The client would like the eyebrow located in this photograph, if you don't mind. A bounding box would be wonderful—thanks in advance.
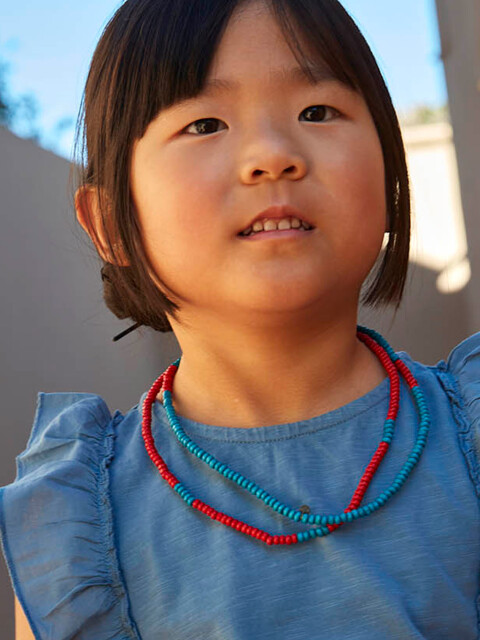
[168,63,345,111]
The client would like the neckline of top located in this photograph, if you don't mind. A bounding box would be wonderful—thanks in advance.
[136,354,421,443]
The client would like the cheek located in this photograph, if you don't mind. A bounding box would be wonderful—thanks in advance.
[328,127,386,227]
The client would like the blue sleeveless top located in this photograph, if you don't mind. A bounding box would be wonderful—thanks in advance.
[1,333,479,639]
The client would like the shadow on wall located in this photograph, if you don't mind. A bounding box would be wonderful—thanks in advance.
[359,258,471,365]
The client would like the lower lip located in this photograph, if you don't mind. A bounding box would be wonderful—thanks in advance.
[239,228,314,241]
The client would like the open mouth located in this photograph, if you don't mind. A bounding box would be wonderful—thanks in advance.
[238,218,314,237]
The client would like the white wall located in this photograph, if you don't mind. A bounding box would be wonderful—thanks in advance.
[359,117,477,363]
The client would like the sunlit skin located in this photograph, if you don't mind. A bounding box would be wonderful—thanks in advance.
[77,0,389,428]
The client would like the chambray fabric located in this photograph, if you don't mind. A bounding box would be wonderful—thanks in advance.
[1,333,480,639]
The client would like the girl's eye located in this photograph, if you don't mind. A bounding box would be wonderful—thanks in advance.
[183,118,226,136]
[300,105,339,123]
[181,105,339,136]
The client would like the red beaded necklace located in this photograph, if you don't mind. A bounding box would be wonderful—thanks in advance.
[142,326,430,545]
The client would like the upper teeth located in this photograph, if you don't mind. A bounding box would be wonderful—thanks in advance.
[241,217,312,236]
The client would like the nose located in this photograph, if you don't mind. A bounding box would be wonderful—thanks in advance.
[242,156,307,183]
[240,140,307,183]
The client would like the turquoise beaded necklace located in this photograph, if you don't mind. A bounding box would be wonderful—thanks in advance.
[142,326,431,545]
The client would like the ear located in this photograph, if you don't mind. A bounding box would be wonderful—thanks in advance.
[75,186,130,267]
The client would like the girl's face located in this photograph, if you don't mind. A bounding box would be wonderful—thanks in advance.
[130,0,387,325]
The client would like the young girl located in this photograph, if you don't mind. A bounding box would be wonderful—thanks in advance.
[1,0,479,637]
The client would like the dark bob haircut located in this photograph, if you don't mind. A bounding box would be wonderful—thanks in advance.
[72,0,410,336]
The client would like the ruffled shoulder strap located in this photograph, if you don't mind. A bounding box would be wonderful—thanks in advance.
[438,332,480,498]
[0,392,141,639]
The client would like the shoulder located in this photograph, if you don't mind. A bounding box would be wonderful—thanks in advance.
[16,392,117,478]
[0,392,140,639]
[445,331,480,376]
[430,332,480,498]
[442,332,480,421]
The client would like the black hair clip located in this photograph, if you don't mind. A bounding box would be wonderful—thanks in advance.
[113,322,142,342]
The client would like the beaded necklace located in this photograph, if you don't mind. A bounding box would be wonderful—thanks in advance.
[142,326,430,545]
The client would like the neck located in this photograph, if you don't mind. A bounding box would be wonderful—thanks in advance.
[163,311,387,429]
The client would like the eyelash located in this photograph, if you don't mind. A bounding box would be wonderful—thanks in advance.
[181,105,340,136]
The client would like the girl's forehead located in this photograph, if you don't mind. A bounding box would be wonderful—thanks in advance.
[206,1,355,93]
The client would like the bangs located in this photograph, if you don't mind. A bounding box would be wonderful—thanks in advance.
[111,0,365,144]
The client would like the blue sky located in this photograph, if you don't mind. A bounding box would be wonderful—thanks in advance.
[1,0,447,160]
